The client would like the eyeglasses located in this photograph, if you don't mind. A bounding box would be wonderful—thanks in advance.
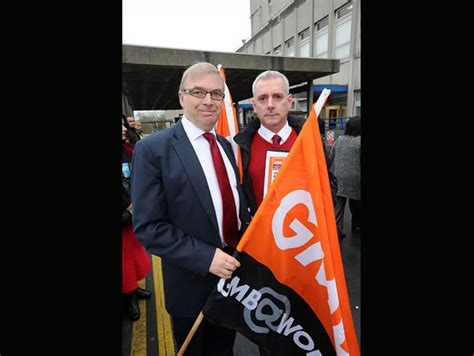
[182,88,225,101]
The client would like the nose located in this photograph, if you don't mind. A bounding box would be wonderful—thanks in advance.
[267,97,275,109]
[202,92,213,104]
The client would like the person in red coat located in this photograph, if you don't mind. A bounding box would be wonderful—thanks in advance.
[122,116,152,321]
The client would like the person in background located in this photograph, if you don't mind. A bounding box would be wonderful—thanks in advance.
[125,115,141,144]
[122,116,152,321]
[234,70,305,216]
[134,119,145,139]
[131,62,251,355]
[318,116,326,141]
[329,116,361,239]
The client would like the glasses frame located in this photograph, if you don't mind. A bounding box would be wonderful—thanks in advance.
[181,88,225,101]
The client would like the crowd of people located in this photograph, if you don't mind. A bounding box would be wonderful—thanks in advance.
[121,114,152,321]
[122,62,360,355]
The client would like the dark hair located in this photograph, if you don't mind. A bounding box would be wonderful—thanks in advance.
[122,115,138,144]
[122,115,131,130]
[345,116,361,137]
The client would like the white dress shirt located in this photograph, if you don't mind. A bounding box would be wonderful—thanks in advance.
[257,121,292,144]
[181,117,241,246]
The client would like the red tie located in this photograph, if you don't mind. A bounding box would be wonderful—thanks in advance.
[272,134,282,145]
[203,132,239,248]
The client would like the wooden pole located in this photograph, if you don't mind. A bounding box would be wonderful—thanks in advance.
[177,311,204,356]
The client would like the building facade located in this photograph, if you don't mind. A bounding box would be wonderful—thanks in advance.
[237,0,360,119]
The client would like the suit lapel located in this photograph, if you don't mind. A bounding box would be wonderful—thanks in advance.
[171,121,220,235]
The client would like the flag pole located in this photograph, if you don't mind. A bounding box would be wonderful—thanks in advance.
[314,88,331,116]
[177,311,204,356]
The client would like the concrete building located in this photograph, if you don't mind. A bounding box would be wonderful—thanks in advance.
[122,45,339,130]
[237,0,360,119]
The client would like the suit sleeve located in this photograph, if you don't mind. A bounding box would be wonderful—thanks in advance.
[131,139,216,277]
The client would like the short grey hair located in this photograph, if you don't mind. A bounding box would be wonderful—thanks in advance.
[252,70,290,96]
[179,62,223,91]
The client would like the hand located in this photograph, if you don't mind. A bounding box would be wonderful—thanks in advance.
[209,248,241,279]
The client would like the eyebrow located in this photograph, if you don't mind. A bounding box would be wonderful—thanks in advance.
[192,86,224,92]
[258,93,285,98]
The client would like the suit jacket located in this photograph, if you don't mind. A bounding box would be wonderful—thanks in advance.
[131,120,251,318]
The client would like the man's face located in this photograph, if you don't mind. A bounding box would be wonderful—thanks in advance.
[252,77,293,133]
[127,117,135,128]
[178,73,224,132]
[134,121,142,130]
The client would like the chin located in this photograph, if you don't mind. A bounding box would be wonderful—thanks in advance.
[203,115,218,122]
[265,118,281,125]
[200,118,218,129]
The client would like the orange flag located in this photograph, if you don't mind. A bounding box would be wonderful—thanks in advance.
[216,64,243,183]
[203,103,360,355]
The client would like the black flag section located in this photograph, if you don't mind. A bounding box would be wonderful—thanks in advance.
[203,251,336,355]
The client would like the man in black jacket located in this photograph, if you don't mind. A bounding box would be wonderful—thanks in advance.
[234,70,305,216]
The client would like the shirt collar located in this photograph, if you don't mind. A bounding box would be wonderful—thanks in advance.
[181,116,216,142]
[258,121,291,143]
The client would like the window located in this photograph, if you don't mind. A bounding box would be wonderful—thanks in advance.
[298,98,307,111]
[354,90,361,117]
[314,17,328,58]
[298,28,310,57]
[285,37,295,56]
[335,2,352,60]
[337,2,353,18]
[274,45,281,55]
[316,17,328,31]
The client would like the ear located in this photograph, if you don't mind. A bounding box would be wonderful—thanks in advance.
[251,98,256,110]
[287,94,293,107]
[178,91,185,108]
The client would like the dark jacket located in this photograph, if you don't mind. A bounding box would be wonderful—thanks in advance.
[126,128,141,144]
[233,116,305,216]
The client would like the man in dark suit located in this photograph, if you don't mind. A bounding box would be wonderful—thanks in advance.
[131,62,251,355]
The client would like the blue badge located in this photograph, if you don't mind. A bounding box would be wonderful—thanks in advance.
[122,162,131,178]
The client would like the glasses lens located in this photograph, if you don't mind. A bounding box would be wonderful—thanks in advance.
[190,89,206,98]
[210,91,225,100]
[185,89,224,100]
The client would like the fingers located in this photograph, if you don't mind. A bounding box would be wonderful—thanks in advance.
[222,256,240,270]
[209,248,240,279]
[219,269,232,280]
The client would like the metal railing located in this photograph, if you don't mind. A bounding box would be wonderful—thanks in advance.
[321,116,351,130]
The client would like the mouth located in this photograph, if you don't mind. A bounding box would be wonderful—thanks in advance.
[200,110,216,116]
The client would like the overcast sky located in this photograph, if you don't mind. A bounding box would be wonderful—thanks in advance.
[123,0,251,53]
